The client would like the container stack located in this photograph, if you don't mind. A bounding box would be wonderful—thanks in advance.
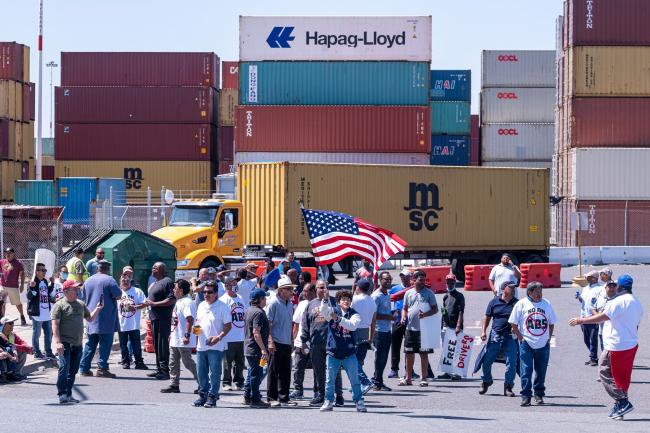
[40,137,55,180]
[235,16,431,166]
[1,42,35,202]
[55,52,220,199]
[480,50,555,169]
[428,70,471,166]
[555,0,650,246]
[218,61,238,174]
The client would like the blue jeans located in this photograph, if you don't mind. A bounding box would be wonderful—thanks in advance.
[118,329,143,365]
[372,331,392,386]
[519,340,550,397]
[196,349,224,398]
[32,320,52,356]
[581,324,599,361]
[80,333,114,372]
[326,354,363,403]
[481,333,518,386]
[355,341,372,387]
[56,343,83,397]
[244,355,265,402]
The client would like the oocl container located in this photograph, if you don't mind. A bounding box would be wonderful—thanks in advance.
[429,70,471,102]
[429,135,470,166]
[429,102,470,135]
[57,177,97,224]
[481,50,555,88]
[481,124,554,162]
[14,180,57,206]
[480,88,554,123]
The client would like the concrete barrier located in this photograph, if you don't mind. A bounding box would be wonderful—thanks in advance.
[600,246,650,265]
[550,247,601,266]
[551,246,650,266]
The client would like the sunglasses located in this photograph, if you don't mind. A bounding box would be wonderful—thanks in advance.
[37,268,47,272]
[203,290,215,295]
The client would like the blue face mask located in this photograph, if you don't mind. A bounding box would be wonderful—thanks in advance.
[61,272,69,280]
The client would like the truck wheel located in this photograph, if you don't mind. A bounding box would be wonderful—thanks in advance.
[200,259,222,270]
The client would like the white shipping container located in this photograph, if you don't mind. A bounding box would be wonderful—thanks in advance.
[480,124,554,162]
[480,88,555,123]
[570,148,650,200]
[481,161,552,168]
[239,16,432,61]
[235,152,430,166]
[481,50,555,87]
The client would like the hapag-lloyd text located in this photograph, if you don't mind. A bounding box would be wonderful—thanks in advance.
[306,31,406,48]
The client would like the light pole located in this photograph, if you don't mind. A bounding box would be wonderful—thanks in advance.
[36,0,43,180]
[46,61,57,138]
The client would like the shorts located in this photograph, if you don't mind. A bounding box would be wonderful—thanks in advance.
[0,286,20,305]
[404,330,433,354]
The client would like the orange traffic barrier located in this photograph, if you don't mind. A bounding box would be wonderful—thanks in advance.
[519,263,562,288]
[144,320,155,353]
[301,266,318,281]
[409,266,451,294]
[464,265,495,291]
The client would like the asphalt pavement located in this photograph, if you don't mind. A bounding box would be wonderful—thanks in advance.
[2,264,650,432]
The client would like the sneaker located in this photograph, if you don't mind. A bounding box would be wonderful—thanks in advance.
[534,395,544,405]
[20,316,27,327]
[160,385,180,393]
[438,373,452,380]
[45,353,57,360]
[58,395,71,405]
[521,397,531,407]
[121,363,130,369]
[504,385,515,397]
[80,370,93,377]
[154,372,170,380]
[589,359,598,367]
[361,382,373,395]
[584,360,592,365]
[147,370,161,377]
[269,400,281,407]
[387,370,399,379]
[608,402,621,419]
[203,395,217,408]
[479,381,493,395]
[335,395,345,407]
[378,384,392,391]
[355,400,368,413]
[194,388,199,394]
[95,369,116,378]
[289,390,303,400]
[233,384,243,391]
[67,395,80,404]
[243,396,251,405]
[192,396,206,407]
[134,363,149,370]
[33,353,45,360]
[309,396,324,407]
[222,384,232,391]
[614,400,634,418]
[250,400,270,408]
[319,400,334,412]
[451,375,462,381]
[280,400,298,407]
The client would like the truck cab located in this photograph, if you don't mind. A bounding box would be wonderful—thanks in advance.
[152,199,244,279]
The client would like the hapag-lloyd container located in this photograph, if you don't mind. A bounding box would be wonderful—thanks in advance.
[480,124,554,162]
[235,105,430,153]
[429,102,470,135]
[0,42,29,82]
[218,126,234,161]
[239,16,432,61]
[234,152,430,165]
[429,70,471,102]
[480,88,554,123]
[55,86,218,124]
[481,50,555,87]
[55,123,216,161]
[222,61,239,89]
[61,52,220,87]
[239,61,429,105]
[429,135,470,166]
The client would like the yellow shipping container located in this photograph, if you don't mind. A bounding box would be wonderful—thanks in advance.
[42,155,55,166]
[19,121,34,160]
[0,80,19,120]
[568,46,650,96]
[238,162,549,252]
[22,45,30,82]
[218,88,237,126]
[0,160,24,202]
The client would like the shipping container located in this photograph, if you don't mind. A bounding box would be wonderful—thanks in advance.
[55,160,215,200]
[18,121,34,161]
[14,180,57,206]
[239,61,429,106]
[568,46,650,96]
[222,61,239,89]
[218,126,234,161]
[55,87,218,124]
[0,42,26,82]
[22,82,35,121]
[57,177,97,224]
[218,160,234,175]
[0,118,9,159]
[429,70,471,102]
[22,45,29,82]
[481,161,552,169]
[480,88,554,123]
[55,123,216,161]
[0,118,24,160]
[0,160,23,201]
[42,165,54,180]
[235,105,430,153]
[42,156,55,166]
[470,115,479,166]
[0,80,21,120]
[40,137,54,156]
[98,178,127,206]
[219,89,237,126]
[429,136,470,166]
[481,124,554,162]
[481,50,555,88]
[239,16,432,61]
[238,162,548,252]
[234,152,430,165]
[61,52,220,88]
[429,102,470,135]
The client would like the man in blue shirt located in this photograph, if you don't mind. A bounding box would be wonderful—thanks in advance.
[85,248,105,277]
[278,252,302,275]
[388,269,411,378]
[371,271,393,391]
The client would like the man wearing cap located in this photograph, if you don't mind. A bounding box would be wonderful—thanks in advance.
[244,287,271,408]
[0,316,32,382]
[0,247,27,326]
[370,272,393,391]
[570,275,643,420]
[388,269,411,378]
[191,268,210,308]
[220,275,248,391]
[594,280,618,351]
[439,273,465,380]
[85,248,105,277]
[576,270,601,366]
[489,253,521,297]
[290,282,316,400]
[278,252,301,275]
[600,268,614,286]
[352,278,377,394]
[116,271,147,370]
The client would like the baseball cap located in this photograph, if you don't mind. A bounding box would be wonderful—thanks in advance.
[599,268,613,277]
[122,266,134,274]
[278,274,297,289]
[250,288,269,301]
[445,273,457,281]
[207,267,217,274]
[356,278,373,292]
[4,247,14,253]
[63,280,82,290]
[585,270,599,278]
[500,280,517,291]
[617,274,633,289]
[399,268,412,277]
[224,275,238,286]
[0,316,17,326]
[605,280,617,287]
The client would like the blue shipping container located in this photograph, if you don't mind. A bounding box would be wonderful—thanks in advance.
[430,101,471,135]
[14,180,57,206]
[98,178,127,206]
[239,61,430,106]
[430,135,470,166]
[430,70,471,102]
[58,177,97,225]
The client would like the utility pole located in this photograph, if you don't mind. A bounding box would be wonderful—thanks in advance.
[36,0,44,180]
[46,60,57,139]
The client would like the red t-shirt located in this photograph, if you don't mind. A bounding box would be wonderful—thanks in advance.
[0,259,24,288]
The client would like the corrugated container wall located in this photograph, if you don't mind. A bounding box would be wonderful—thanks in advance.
[22,82,35,121]
[14,180,57,206]
[239,61,429,106]
[234,152,430,166]
[481,124,554,162]
[0,80,22,120]
[221,61,239,89]
[480,88,555,123]
[0,42,27,82]
[41,137,54,156]
[219,89,237,126]
[429,102,470,135]
[238,162,549,251]
[429,136,470,166]
[57,177,97,224]
[218,126,234,161]
[0,118,10,159]
[98,178,127,206]
[470,115,480,166]
[482,50,555,87]
[235,105,430,153]
[481,161,552,169]
[42,166,55,180]
[429,70,471,102]
[61,52,220,88]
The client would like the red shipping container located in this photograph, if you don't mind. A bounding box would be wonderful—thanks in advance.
[219,160,233,174]
[22,83,35,122]
[566,0,650,48]
[218,126,234,160]
[0,42,24,82]
[55,86,218,124]
[61,52,220,88]
[42,165,55,180]
[470,114,479,166]
[55,123,216,161]
[221,61,239,89]
[569,98,650,147]
[235,106,430,153]
[0,118,9,159]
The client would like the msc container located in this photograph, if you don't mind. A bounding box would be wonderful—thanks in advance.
[239,61,429,106]
[222,61,239,89]
[22,82,35,121]
[234,152,430,165]
[235,105,430,153]
[14,180,57,206]
[568,46,650,96]
[481,124,554,162]
[481,50,555,88]
[238,162,548,251]
[429,102,470,135]
[57,177,97,224]
[55,87,218,124]
[480,88,554,123]
[429,70,471,102]
[60,52,220,88]
[55,123,216,161]
[429,136,470,166]
[0,42,28,82]
[219,89,237,126]
[218,126,234,161]
[98,178,127,206]
[0,80,23,120]
[239,16,432,61]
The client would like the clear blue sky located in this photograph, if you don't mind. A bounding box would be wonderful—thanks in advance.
[2,0,563,136]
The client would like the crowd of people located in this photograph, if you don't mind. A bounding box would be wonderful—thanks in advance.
[0,248,644,419]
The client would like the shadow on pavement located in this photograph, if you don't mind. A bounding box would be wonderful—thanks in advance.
[402,414,494,421]
[541,403,606,408]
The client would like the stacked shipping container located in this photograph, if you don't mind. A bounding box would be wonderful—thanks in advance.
[555,0,650,246]
[218,61,238,174]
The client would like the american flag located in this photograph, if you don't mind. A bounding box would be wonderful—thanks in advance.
[301,208,407,271]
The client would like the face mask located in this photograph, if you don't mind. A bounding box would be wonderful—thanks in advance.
[61,272,69,280]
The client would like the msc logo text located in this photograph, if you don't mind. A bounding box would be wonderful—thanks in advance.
[404,183,443,232]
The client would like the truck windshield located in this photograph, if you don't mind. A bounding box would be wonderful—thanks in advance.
[169,207,218,227]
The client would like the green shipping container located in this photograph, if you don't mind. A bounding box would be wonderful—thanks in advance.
[239,61,430,106]
[430,101,471,135]
[14,180,57,206]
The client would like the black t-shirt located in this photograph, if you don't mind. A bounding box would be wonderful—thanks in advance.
[442,290,465,329]
[244,305,269,357]
[485,296,518,336]
[147,277,175,321]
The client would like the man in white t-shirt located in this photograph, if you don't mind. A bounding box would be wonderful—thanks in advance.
[237,265,259,302]
[290,282,316,400]
[220,276,248,391]
[116,273,147,370]
[26,263,55,359]
[594,280,618,350]
[161,279,197,394]
[576,270,601,366]
[509,281,556,407]
[489,253,521,297]
[351,278,377,395]
[570,274,643,420]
